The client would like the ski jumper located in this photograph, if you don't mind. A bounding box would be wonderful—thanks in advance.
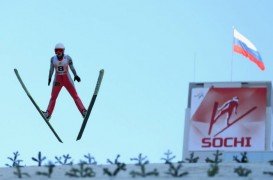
[46,55,85,116]
[215,99,239,125]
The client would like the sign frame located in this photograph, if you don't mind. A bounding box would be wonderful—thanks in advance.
[182,81,272,162]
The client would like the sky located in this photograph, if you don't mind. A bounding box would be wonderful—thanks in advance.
[0,0,273,166]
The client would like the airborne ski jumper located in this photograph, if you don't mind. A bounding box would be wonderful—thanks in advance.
[15,43,104,142]
[43,43,87,120]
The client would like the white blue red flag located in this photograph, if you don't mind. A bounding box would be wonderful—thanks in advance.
[233,28,265,70]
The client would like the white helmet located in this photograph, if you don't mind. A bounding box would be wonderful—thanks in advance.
[55,43,65,50]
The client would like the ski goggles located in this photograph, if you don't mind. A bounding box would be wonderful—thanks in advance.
[55,49,64,53]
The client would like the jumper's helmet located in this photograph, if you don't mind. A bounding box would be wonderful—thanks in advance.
[55,43,65,50]
[54,43,65,56]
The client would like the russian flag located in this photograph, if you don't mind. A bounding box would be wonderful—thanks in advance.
[233,28,265,70]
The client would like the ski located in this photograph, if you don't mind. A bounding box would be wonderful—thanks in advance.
[14,69,63,143]
[76,69,104,141]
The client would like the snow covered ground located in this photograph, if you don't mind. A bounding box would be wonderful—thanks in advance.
[1,162,273,179]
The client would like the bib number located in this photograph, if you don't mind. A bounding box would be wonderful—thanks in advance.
[57,66,64,72]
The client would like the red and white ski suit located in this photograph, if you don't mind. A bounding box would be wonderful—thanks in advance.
[46,55,85,116]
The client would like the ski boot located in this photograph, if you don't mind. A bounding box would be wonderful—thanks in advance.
[42,110,51,121]
[82,109,87,118]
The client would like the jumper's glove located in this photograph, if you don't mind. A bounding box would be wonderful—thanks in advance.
[48,78,51,86]
[74,75,81,82]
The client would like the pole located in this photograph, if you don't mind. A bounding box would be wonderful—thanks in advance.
[231,26,235,81]
[194,53,197,82]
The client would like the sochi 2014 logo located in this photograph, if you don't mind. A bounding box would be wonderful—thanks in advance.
[201,96,257,148]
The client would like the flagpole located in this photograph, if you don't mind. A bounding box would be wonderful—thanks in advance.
[194,53,196,82]
[231,26,235,82]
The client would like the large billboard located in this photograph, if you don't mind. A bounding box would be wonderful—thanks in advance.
[189,87,267,151]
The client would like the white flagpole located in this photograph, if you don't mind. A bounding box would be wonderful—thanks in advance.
[194,53,197,82]
[231,26,235,81]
